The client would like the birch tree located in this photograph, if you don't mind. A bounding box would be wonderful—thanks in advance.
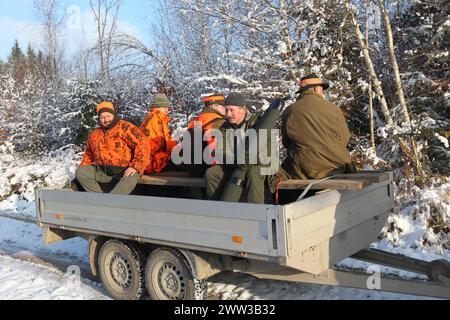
[343,0,394,127]
[33,0,66,78]
[376,0,411,124]
[90,0,123,85]
[344,0,427,183]
[365,0,376,152]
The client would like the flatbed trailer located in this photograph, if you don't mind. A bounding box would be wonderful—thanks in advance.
[35,171,450,300]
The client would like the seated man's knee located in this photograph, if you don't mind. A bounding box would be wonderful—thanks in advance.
[75,165,95,181]
[205,166,222,181]
[246,166,264,181]
[127,172,140,184]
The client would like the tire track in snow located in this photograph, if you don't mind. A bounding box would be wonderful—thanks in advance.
[0,214,96,282]
[0,212,36,224]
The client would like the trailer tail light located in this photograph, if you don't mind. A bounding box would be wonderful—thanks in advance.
[56,214,63,220]
[232,235,244,244]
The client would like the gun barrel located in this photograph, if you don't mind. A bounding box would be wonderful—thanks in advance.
[254,99,286,131]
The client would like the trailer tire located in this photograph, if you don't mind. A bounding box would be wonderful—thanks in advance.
[98,240,146,300]
[426,259,450,284]
[145,248,207,300]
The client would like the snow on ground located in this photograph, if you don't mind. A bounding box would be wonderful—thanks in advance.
[383,181,450,257]
[207,272,433,300]
[0,255,109,300]
[0,143,80,207]
[0,216,88,264]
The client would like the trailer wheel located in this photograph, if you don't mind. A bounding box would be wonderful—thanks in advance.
[426,259,450,284]
[145,249,207,300]
[98,240,146,300]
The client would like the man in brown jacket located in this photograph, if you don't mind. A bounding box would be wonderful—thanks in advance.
[280,74,355,181]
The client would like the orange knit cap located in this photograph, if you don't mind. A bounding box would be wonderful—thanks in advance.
[96,101,116,115]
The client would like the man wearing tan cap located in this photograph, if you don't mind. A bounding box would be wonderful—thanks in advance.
[279,74,355,182]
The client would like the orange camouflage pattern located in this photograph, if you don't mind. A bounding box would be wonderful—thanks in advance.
[80,120,150,174]
[140,109,177,174]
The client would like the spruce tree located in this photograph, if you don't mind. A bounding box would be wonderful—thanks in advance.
[0,58,5,75]
[26,44,39,75]
[7,40,27,84]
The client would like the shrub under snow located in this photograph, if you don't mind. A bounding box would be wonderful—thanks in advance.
[0,143,81,216]
[379,180,450,256]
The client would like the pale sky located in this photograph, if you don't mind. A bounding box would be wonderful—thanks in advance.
[0,0,159,60]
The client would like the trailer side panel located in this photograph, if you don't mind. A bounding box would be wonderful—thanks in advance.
[37,190,279,257]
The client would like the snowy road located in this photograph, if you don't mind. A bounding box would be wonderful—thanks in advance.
[0,255,109,300]
[0,214,436,300]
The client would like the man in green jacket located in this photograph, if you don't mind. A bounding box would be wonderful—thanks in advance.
[280,74,355,182]
[205,92,266,203]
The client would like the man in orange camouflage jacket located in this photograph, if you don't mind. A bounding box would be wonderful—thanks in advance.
[140,93,177,174]
[74,101,150,195]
